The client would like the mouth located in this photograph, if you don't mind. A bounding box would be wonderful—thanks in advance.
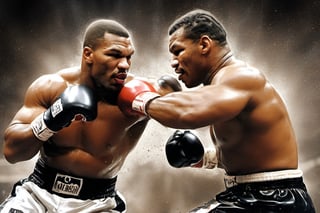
[114,72,127,85]
[175,68,185,81]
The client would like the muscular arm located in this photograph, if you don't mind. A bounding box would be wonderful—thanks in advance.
[4,109,44,163]
[3,74,66,163]
[146,68,262,129]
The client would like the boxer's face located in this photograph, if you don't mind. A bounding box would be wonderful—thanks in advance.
[84,32,135,91]
[169,28,207,88]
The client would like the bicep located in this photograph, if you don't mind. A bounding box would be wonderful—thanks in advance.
[199,85,249,122]
[10,105,45,125]
[9,74,64,125]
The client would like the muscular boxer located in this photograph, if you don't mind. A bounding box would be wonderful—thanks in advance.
[1,19,180,213]
[118,9,316,212]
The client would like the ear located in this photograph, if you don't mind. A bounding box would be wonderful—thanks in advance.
[83,46,93,64]
[199,35,212,55]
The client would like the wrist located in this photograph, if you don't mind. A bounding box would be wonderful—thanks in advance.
[30,113,56,142]
[132,91,160,115]
[202,149,218,169]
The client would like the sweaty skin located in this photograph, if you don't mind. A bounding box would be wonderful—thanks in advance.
[3,33,149,179]
[146,28,298,175]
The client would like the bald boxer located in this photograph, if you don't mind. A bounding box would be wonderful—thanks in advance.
[118,9,316,212]
[1,19,180,213]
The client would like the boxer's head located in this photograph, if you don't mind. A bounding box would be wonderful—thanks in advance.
[168,10,230,88]
[83,19,131,49]
[81,19,135,102]
[168,9,227,46]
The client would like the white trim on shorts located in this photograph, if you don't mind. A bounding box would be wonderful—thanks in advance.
[224,169,303,188]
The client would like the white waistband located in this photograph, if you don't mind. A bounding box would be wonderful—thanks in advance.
[224,169,303,188]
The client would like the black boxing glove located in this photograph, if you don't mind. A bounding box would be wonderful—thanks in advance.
[31,85,97,141]
[157,75,182,93]
[166,130,204,168]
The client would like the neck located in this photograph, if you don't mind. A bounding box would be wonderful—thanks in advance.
[96,87,120,105]
[79,66,120,105]
[204,49,234,85]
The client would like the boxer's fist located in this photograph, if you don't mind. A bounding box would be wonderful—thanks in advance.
[157,75,182,95]
[166,130,204,168]
[118,79,160,116]
[31,85,97,141]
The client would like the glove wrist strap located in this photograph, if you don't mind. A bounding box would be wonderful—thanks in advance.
[132,92,160,115]
[202,149,218,169]
[31,113,56,142]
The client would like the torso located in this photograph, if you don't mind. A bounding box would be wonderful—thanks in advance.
[210,61,298,175]
[38,67,146,178]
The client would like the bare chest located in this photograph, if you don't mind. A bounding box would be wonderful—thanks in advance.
[47,103,139,157]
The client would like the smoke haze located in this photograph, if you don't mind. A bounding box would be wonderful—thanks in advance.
[0,0,319,212]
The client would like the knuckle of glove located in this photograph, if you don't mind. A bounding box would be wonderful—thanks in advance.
[165,140,188,168]
[183,131,205,160]
[166,130,205,168]
[157,75,182,92]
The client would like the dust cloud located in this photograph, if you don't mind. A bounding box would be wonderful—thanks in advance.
[0,0,319,212]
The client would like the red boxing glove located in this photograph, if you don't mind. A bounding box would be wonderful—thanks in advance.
[118,79,160,116]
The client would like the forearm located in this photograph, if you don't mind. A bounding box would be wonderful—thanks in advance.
[3,123,43,163]
[147,93,200,129]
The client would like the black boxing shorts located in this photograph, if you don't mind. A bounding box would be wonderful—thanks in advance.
[190,169,315,213]
[20,158,117,200]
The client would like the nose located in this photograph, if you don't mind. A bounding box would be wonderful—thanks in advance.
[118,57,130,69]
[171,59,179,69]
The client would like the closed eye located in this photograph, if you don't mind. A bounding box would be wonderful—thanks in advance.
[172,48,183,57]
[108,52,122,58]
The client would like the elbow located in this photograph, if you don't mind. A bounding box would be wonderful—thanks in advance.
[2,140,33,164]
[3,135,20,164]
[3,148,19,164]
[4,157,18,164]
[3,133,17,164]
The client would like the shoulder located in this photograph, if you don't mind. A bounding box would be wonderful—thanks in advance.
[214,60,266,91]
[57,66,81,84]
[25,69,73,107]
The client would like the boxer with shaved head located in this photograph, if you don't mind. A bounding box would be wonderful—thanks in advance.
[1,19,180,212]
[118,9,315,212]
